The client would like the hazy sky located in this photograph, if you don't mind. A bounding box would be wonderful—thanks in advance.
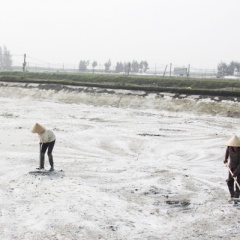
[1,0,239,70]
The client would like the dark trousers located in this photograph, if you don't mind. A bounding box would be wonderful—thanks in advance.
[226,170,240,198]
[40,140,55,168]
[41,140,55,155]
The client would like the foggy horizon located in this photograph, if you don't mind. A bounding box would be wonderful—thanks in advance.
[1,0,240,70]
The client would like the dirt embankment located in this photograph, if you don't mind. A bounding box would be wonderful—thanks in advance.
[1,79,240,104]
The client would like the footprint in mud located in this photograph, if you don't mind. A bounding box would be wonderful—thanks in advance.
[165,200,190,207]
[143,186,170,196]
[109,225,118,231]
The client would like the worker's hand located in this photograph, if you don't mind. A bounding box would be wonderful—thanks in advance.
[223,159,228,164]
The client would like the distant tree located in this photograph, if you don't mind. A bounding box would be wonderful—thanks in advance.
[2,46,12,70]
[228,61,240,75]
[104,59,111,72]
[227,61,236,75]
[115,62,124,73]
[139,61,144,73]
[131,60,139,73]
[235,62,240,72]
[123,62,131,75]
[79,60,89,72]
[217,62,227,76]
[92,61,97,73]
[217,61,240,76]
[142,61,149,73]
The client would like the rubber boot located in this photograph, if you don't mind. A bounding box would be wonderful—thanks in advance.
[226,178,235,198]
[40,153,45,169]
[235,185,240,198]
[228,186,235,198]
[48,153,54,171]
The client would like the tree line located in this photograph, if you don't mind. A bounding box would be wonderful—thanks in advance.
[217,61,240,76]
[0,46,12,70]
[78,59,149,74]
[2,45,238,77]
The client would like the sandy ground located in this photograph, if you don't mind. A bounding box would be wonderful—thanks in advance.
[0,83,240,240]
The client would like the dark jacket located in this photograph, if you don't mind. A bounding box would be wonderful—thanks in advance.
[225,146,240,175]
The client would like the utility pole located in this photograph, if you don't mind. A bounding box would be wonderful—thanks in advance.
[128,62,131,76]
[22,54,27,71]
[187,64,190,78]
[170,63,172,77]
[163,65,168,77]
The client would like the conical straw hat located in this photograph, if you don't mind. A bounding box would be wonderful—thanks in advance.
[31,123,46,133]
[225,135,240,147]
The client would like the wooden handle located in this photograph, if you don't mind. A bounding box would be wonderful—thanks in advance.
[225,163,240,190]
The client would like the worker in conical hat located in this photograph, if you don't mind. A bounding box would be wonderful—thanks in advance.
[31,123,46,133]
[224,134,240,199]
[31,123,56,171]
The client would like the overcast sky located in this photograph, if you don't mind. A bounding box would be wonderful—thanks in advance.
[1,0,239,70]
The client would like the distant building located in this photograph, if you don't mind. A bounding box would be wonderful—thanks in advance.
[173,67,187,76]
[234,68,240,76]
